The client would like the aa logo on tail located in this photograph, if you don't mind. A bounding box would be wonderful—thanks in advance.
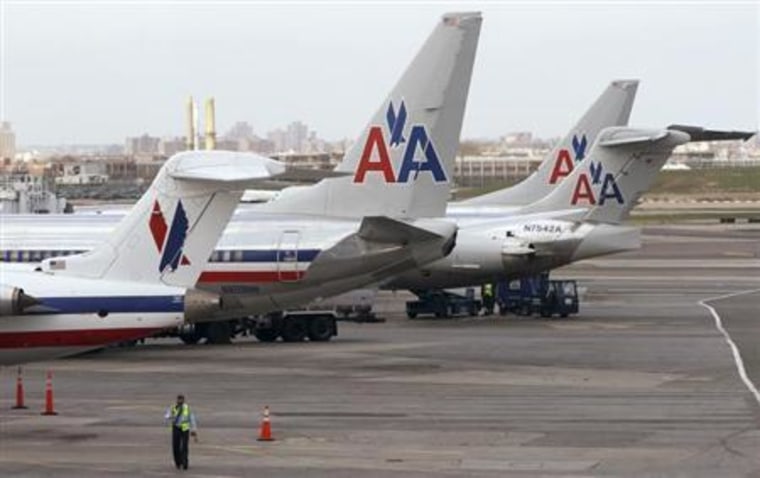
[149,200,191,273]
[570,161,624,206]
[353,100,447,184]
[549,134,587,184]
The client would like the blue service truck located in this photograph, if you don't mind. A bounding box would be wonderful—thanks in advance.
[405,273,579,320]
[497,273,579,318]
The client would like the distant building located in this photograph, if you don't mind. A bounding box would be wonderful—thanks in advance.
[267,121,313,153]
[454,155,542,188]
[159,136,187,156]
[0,122,16,161]
[267,128,286,153]
[125,134,160,156]
[0,174,67,214]
[55,162,108,185]
[225,121,255,142]
[502,132,533,147]
[286,121,309,152]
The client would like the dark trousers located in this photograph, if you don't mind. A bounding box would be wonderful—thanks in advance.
[172,427,190,469]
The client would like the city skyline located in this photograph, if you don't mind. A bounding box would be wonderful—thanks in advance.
[1,2,757,146]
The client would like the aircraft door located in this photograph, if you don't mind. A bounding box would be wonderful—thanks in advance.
[277,230,301,282]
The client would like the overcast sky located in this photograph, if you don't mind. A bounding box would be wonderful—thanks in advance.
[1,1,758,146]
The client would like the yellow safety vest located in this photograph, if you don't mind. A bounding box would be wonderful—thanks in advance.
[170,404,191,432]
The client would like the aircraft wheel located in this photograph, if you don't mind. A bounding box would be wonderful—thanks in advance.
[179,332,201,345]
[280,317,307,342]
[307,316,334,342]
[204,322,233,345]
[253,327,279,342]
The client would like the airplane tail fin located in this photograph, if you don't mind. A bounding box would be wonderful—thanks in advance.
[41,151,286,288]
[461,80,639,206]
[517,127,690,224]
[264,12,482,218]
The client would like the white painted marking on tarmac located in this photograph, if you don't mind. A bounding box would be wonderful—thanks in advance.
[699,288,760,407]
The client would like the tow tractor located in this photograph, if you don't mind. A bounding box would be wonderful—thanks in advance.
[497,272,579,318]
[406,288,481,319]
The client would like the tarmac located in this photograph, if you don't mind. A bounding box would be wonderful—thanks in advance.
[0,223,759,477]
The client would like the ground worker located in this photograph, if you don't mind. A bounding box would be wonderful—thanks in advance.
[481,282,495,315]
[164,394,198,470]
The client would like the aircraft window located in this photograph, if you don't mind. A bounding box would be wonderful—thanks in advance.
[223,250,231,262]
[22,251,30,262]
[233,250,243,262]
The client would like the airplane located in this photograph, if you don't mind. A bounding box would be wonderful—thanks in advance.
[453,78,640,210]
[0,151,308,364]
[0,12,482,339]
[384,124,756,290]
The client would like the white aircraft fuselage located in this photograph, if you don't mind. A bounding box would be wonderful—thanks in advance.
[0,210,459,317]
[0,204,638,311]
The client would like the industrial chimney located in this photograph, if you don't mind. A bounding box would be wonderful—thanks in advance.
[185,96,196,151]
[204,97,216,150]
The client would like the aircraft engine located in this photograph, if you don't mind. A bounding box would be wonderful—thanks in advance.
[0,285,40,316]
[183,288,224,324]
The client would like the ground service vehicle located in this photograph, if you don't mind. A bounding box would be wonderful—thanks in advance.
[497,273,579,318]
[406,289,481,319]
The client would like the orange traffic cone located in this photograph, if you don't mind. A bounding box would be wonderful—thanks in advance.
[12,366,28,409]
[257,405,274,441]
[41,370,58,416]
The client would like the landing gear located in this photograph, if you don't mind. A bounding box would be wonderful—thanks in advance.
[203,322,232,345]
[253,327,279,342]
[307,316,335,342]
[280,317,307,342]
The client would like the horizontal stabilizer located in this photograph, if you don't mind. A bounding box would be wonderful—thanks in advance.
[358,217,447,244]
[597,129,670,147]
[666,125,756,142]
[168,151,286,184]
[278,167,351,182]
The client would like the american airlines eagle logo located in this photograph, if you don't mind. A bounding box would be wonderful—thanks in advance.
[353,100,447,184]
[149,200,191,273]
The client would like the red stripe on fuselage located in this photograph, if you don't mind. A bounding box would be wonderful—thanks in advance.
[198,271,304,283]
[0,328,163,348]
